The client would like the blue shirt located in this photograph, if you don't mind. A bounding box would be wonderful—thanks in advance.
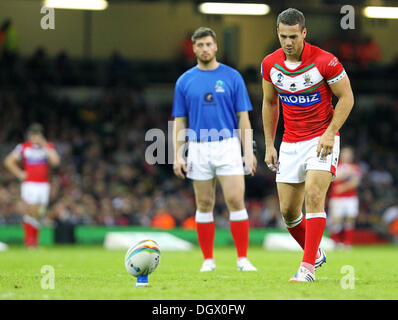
[172,63,252,142]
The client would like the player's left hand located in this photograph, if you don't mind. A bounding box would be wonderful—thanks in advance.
[243,153,257,176]
[317,132,334,158]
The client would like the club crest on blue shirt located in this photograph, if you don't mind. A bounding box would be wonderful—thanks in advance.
[215,80,225,93]
[204,92,214,102]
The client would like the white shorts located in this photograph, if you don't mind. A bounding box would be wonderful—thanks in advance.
[21,182,50,206]
[186,136,244,180]
[276,135,340,183]
[328,197,359,219]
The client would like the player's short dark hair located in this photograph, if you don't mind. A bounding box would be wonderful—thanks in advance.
[27,123,44,135]
[191,27,217,44]
[277,8,305,31]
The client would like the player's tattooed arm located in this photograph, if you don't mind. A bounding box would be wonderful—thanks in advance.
[317,75,354,158]
[262,79,279,172]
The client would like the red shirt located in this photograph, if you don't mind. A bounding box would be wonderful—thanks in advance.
[261,41,346,142]
[13,141,55,183]
[329,163,362,198]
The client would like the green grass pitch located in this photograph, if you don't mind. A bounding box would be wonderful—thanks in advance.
[0,245,397,300]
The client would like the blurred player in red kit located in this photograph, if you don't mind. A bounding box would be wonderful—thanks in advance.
[261,8,355,281]
[328,146,362,248]
[4,123,60,248]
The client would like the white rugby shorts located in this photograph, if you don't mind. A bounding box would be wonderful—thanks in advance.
[21,182,51,206]
[186,136,244,180]
[328,196,359,218]
[276,135,340,183]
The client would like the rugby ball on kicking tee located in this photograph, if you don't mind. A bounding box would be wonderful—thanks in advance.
[125,239,161,277]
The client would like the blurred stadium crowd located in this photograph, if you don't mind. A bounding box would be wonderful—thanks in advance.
[0,20,397,242]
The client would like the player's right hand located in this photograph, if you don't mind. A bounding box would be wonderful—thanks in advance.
[173,160,187,179]
[265,146,278,173]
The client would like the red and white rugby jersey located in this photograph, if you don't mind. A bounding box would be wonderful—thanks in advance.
[261,41,346,142]
[329,163,362,198]
[13,141,55,182]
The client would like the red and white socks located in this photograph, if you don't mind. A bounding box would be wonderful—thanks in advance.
[285,212,325,273]
[23,215,40,248]
[343,227,354,246]
[330,223,354,246]
[195,211,215,260]
[195,208,250,261]
[301,212,327,272]
[285,212,306,250]
[229,209,249,259]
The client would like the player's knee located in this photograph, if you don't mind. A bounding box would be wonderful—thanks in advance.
[196,197,214,212]
[225,195,244,211]
[25,204,39,217]
[280,207,301,222]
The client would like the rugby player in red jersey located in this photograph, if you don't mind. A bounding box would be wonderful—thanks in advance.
[328,146,362,248]
[4,123,60,248]
[261,8,354,281]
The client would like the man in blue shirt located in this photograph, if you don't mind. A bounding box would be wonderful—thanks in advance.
[172,27,257,272]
